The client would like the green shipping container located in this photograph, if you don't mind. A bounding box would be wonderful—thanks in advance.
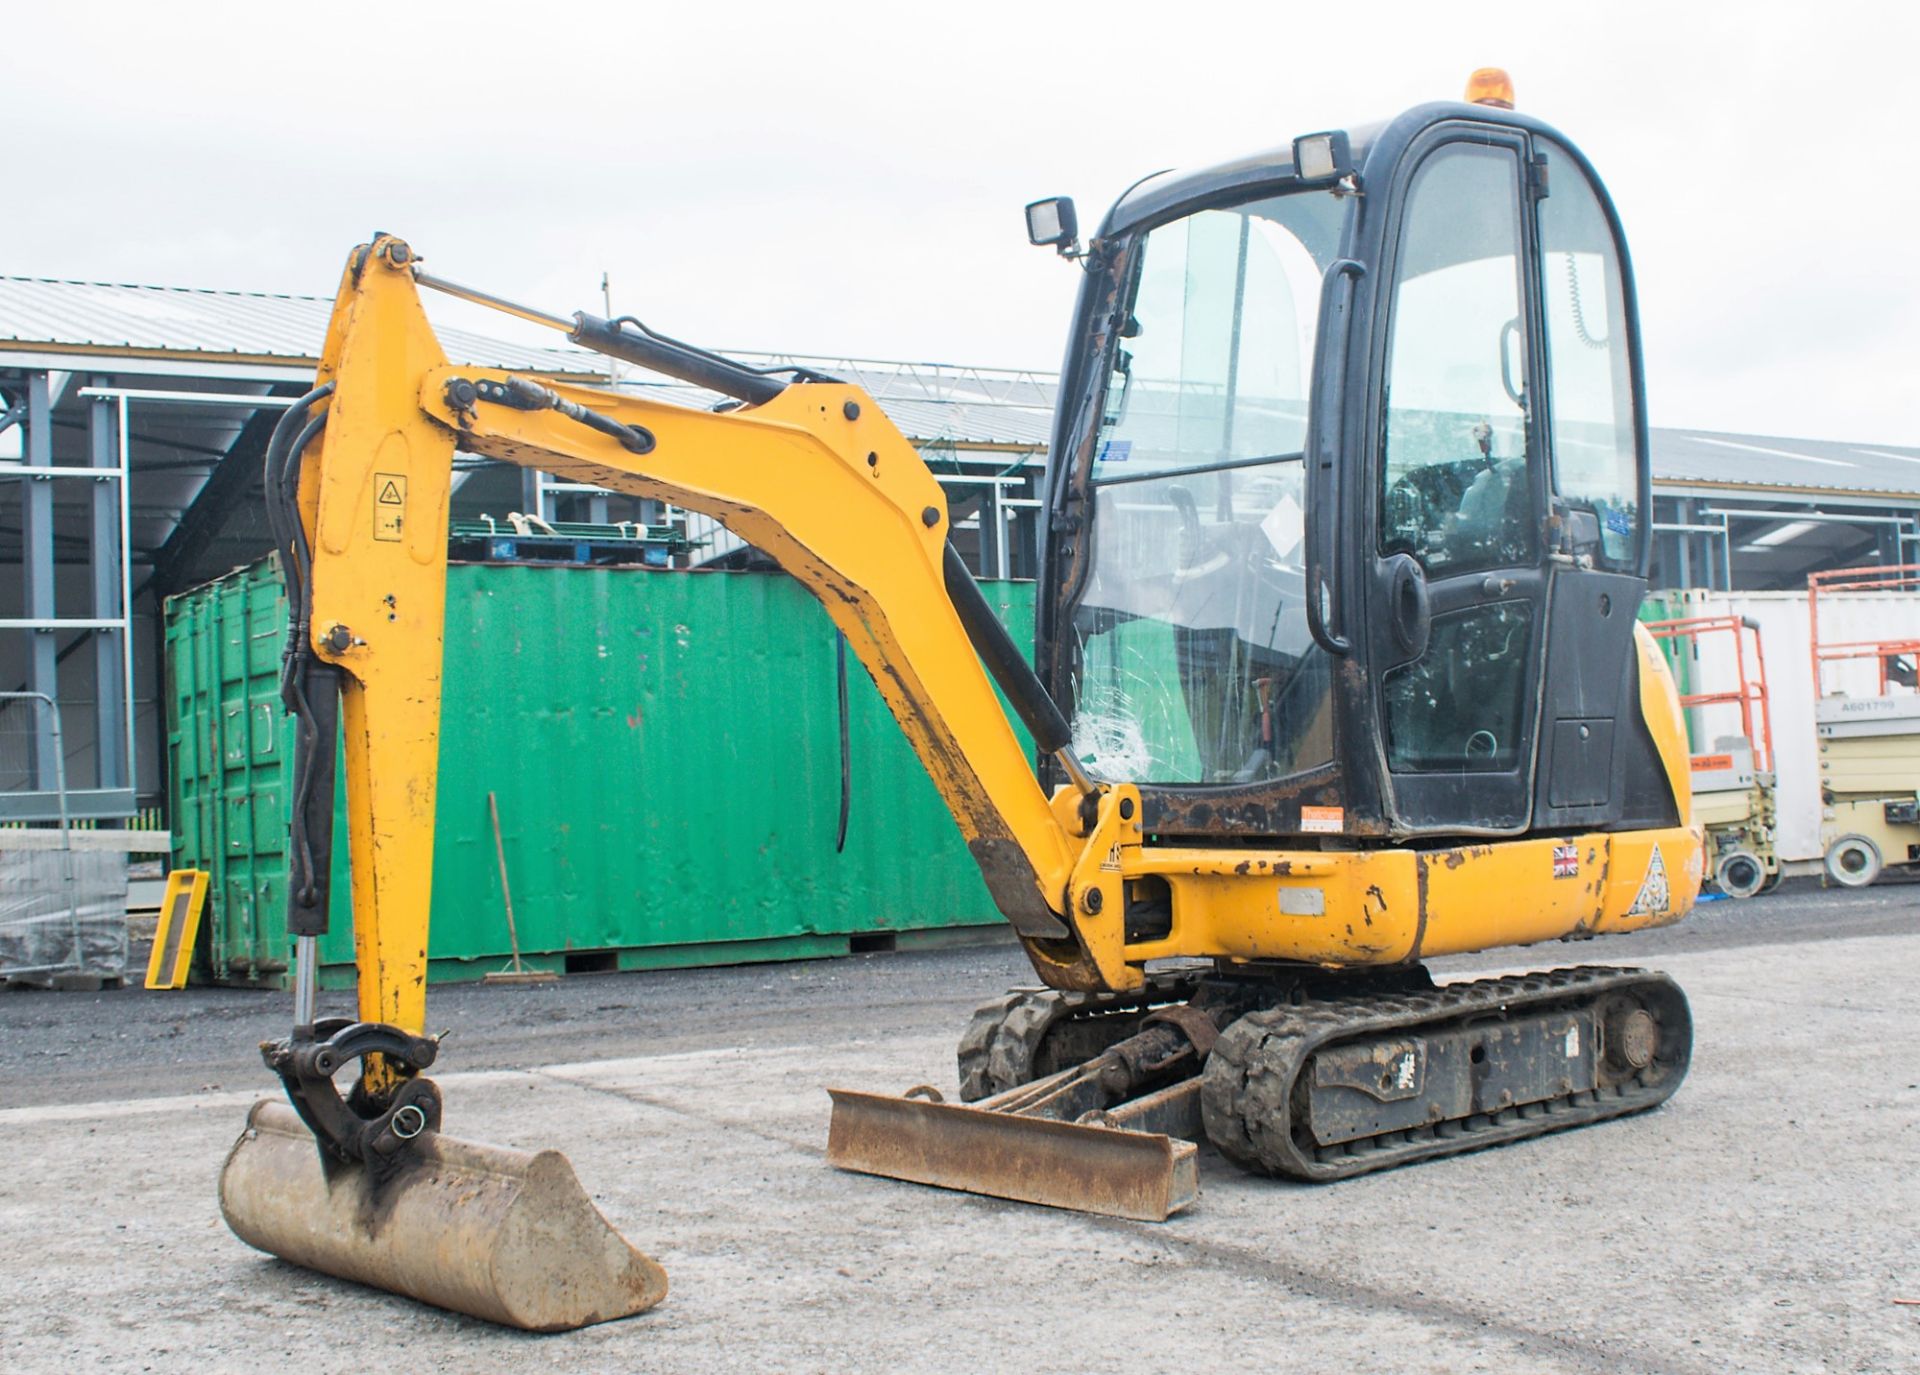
[165,558,1036,987]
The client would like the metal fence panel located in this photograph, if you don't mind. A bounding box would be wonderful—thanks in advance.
[0,692,129,985]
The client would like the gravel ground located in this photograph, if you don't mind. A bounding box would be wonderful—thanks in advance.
[0,879,1915,1373]
[2,876,1915,1108]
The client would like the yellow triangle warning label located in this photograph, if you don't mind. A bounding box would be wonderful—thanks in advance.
[1626,845,1670,917]
[372,473,406,541]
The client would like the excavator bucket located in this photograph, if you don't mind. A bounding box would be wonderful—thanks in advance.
[826,1075,1202,1223]
[220,1101,666,1331]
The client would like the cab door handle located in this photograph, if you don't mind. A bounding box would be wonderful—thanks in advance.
[1384,553,1431,660]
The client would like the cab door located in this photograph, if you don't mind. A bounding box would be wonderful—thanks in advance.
[1367,131,1548,832]
[1526,135,1656,831]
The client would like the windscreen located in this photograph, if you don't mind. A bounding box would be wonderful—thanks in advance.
[1067,189,1347,785]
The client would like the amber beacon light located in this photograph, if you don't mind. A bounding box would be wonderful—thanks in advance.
[1465,67,1516,108]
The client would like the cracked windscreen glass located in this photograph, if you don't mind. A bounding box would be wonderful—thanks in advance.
[1069,189,1346,785]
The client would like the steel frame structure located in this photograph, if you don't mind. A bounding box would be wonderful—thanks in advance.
[0,376,302,820]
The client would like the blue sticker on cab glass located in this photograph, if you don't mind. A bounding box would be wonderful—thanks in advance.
[1097,440,1131,464]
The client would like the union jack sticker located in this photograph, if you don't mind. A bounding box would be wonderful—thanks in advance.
[1552,844,1580,879]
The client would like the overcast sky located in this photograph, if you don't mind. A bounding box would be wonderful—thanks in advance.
[5,1,1916,444]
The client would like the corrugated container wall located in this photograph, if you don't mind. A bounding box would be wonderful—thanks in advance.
[167,559,1035,986]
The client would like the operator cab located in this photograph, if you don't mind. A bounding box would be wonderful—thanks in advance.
[1035,79,1677,843]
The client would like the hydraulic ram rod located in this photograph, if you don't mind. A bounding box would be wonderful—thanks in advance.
[411,267,786,406]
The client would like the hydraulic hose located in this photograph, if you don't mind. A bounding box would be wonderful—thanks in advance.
[260,385,341,948]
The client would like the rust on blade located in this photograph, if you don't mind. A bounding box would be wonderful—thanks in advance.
[825,1087,1198,1222]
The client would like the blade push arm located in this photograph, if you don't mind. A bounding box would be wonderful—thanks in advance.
[296,237,1141,1033]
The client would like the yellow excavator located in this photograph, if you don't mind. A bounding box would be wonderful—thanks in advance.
[219,72,1702,1331]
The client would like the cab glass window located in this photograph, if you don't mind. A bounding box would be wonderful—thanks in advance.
[1383,602,1533,771]
[1093,193,1344,480]
[1379,144,1533,576]
[1067,190,1347,785]
[1537,139,1639,568]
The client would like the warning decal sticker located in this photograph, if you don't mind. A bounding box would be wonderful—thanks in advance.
[1300,805,1343,835]
[374,472,407,542]
[1626,845,1670,916]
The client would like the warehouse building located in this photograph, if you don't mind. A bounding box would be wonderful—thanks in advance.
[1,273,1917,826]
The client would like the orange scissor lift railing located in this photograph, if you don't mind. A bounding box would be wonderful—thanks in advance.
[1643,613,1777,897]
[1805,565,1920,888]
[1643,614,1775,774]
[1808,564,1920,699]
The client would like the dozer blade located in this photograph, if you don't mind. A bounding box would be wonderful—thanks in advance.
[826,1086,1198,1222]
[220,1100,666,1331]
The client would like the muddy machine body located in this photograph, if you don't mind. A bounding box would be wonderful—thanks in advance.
[220,80,1701,1327]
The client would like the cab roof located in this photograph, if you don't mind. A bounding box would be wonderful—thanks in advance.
[1098,100,1573,239]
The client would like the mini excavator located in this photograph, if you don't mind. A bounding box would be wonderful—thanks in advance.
[219,73,1703,1330]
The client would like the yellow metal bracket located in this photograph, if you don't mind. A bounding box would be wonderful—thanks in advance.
[145,869,210,990]
[413,358,1080,934]
[1060,784,1145,992]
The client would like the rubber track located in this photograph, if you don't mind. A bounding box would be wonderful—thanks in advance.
[1200,966,1691,1181]
[956,973,1202,1102]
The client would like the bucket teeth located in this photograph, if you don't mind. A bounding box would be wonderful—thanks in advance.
[220,1100,666,1331]
[826,1087,1197,1222]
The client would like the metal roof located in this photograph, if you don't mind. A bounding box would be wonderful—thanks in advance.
[617,359,1056,451]
[1647,428,1920,499]
[0,276,1057,450]
[0,275,612,377]
[2,275,1915,488]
